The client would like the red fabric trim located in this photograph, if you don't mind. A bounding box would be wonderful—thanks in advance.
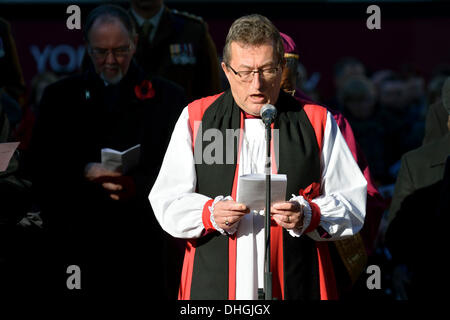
[228,234,237,300]
[316,243,338,300]
[243,112,261,119]
[304,201,321,233]
[188,92,224,151]
[298,182,320,201]
[202,199,216,234]
[271,224,284,300]
[302,104,327,152]
[298,182,321,233]
[179,93,224,300]
[178,240,196,300]
[302,104,338,300]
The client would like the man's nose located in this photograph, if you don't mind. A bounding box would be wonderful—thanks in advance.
[251,71,264,90]
[105,51,117,64]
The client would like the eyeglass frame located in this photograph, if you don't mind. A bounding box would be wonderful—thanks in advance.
[88,43,134,60]
[226,63,281,82]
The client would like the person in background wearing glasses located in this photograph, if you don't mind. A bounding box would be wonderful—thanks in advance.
[150,14,367,300]
[28,5,185,299]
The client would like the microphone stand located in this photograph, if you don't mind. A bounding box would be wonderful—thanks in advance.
[264,122,273,300]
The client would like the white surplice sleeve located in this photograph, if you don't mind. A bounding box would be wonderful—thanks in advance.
[150,107,367,241]
[149,107,210,239]
[291,111,367,241]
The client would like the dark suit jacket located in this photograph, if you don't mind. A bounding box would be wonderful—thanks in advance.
[423,99,448,145]
[386,132,450,298]
[132,6,221,102]
[388,132,450,225]
[436,156,450,218]
[28,61,185,299]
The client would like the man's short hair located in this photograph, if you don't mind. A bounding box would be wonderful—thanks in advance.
[83,4,136,43]
[223,14,284,66]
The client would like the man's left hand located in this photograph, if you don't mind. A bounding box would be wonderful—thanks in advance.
[271,201,304,230]
[100,175,136,201]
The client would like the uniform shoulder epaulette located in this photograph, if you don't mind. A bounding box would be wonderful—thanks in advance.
[171,9,204,24]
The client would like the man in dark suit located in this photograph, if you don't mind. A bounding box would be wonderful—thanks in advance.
[423,99,449,145]
[129,0,221,102]
[0,97,32,292]
[29,5,185,300]
[386,77,450,300]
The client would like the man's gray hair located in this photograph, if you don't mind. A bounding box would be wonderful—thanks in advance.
[222,14,284,66]
[84,4,137,44]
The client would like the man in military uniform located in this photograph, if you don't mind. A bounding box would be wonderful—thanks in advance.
[30,5,185,299]
[129,0,221,102]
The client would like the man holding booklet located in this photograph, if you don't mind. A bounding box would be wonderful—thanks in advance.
[150,14,367,300]
[29,5,185,298]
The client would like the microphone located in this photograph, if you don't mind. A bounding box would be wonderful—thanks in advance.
[260,104,277,126]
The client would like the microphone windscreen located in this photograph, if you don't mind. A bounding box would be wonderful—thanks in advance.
[260,104,277,125]
[260,104,277,118]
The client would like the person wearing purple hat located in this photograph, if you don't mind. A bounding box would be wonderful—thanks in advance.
[280,31,387,297]
[279,32,299,96]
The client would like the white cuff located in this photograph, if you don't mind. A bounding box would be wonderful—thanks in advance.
[209,195,237,235]
[286,194,313,238]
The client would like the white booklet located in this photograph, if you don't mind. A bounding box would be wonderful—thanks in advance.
[236,174,287,211]
[101,144,140,174]
[0,142,19,172]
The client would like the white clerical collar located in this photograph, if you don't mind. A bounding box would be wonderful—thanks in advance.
[131,5,164,42]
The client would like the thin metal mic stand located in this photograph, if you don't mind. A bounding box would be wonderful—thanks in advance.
[264,122,273,300]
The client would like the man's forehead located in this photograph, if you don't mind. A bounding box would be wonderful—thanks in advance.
[230,41,275,52]
[229,41,277,66]
[89,17,130,42]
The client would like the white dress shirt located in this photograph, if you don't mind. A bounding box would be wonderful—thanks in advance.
[131,6,164,43]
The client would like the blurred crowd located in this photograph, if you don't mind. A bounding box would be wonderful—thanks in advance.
[1,0,449,302]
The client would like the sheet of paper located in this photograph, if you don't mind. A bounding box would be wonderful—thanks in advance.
[101,144,140,174]
[0,142,20,172]
[236,174,287,211]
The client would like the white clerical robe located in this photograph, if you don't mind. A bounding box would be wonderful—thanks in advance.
[149,106,367,300]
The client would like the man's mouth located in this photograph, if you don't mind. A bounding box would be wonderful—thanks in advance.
[249,94,266,102]
[104,67,119,72]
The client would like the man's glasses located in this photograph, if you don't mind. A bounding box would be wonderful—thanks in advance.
[226,64,280,82]
[89,44,133,60]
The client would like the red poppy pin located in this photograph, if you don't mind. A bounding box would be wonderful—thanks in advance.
[135,79,155,100]
[298,182,320,202]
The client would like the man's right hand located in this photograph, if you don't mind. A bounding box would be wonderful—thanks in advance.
[84,163,125,200]
[213,200,249,232]
[84,162,121,181]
